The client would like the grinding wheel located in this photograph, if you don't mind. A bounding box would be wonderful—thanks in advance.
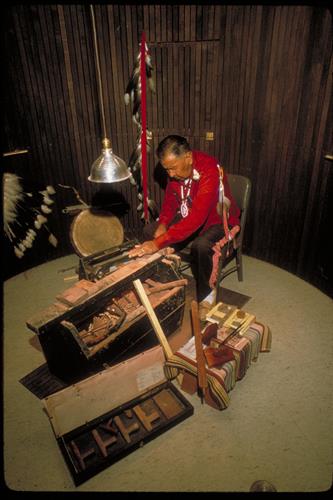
[70,209,124,257]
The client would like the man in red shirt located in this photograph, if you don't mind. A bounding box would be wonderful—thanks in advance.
[129,135,240,317]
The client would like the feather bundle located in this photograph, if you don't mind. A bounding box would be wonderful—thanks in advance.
[14,246,24,258]
[43,194,54,205]
[4,175,58,258]
[41,204,52,214]
[3,173,24,239]
[48,233,58,247]
[36,214,47,224]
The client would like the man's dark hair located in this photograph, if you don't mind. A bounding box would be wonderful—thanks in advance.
[156,135,191,160]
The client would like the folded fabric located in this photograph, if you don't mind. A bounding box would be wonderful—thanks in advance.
[164,321,272,411]
[204,346,235,368]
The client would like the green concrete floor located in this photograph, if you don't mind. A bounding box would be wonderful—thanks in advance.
[3,254,333,492]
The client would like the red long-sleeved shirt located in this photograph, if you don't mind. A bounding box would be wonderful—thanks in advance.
[154,150,240,249]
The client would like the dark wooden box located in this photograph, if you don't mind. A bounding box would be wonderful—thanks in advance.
[77,239,139,281]
[26,252,186,383]
[43,346,194,486]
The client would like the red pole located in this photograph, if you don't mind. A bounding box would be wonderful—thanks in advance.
[140,32,148,222]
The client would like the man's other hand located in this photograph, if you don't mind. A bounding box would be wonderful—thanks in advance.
[128,240,159,258]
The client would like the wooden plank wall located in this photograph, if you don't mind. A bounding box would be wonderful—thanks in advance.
[3,5,333,295]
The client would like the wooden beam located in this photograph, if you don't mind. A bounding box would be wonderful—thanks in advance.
[133,279,173,360]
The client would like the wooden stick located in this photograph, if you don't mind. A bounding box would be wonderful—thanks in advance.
[63,275,78,281]
[191,300,208,404]
[133,279,173,360]
[146,278,188,294]
[220,319,247,345]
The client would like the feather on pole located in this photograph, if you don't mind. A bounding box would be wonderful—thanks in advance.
[124,36,159,222]
[140,32,148,221]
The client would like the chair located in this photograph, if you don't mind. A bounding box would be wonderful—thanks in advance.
[179,174,251,298]
[214,174,251,299]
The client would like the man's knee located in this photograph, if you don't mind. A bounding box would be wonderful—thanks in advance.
[190,235,212,256]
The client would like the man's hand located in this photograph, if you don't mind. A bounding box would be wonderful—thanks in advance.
[153,223,167,239]
[128,240,159,258]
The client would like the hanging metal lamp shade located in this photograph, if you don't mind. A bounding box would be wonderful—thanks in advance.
[88,138,130,183]
[88,5,130,183]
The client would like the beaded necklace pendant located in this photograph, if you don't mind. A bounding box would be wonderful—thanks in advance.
[180,179,192,218]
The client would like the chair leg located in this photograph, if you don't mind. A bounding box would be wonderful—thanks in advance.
[236,249,243,281]
[214,253,225,303]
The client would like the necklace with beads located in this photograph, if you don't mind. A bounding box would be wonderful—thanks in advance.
[180,178,192,218]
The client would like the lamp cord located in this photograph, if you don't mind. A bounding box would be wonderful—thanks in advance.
[90,5,107,139]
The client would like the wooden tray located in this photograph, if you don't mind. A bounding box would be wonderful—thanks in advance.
[43,346,193,486]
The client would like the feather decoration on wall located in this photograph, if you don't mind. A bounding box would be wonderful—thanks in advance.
[3,173,24,240]
[3,172,58,259]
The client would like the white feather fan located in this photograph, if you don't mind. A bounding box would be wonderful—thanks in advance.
[3,173,24,240]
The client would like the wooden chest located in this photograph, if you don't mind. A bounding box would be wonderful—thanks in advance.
[26,252,186,383]
[42,345,194,486]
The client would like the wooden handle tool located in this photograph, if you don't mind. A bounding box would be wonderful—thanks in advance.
[133,279,173,360]
[146,278,188,295]
[191,300,208,404]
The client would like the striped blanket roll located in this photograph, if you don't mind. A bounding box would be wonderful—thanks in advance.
[164,321,272,411]
[254,321,272,352]
[211,321,271,380]
[164,336,231,410]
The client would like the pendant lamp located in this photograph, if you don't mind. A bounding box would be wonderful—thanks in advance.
[88,5,130,183]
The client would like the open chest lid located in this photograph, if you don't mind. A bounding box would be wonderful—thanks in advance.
[43,345,167,438]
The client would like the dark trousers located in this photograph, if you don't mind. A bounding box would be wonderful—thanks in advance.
[143,221,225,302]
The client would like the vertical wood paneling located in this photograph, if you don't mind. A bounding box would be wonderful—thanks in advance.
[296,12,333,275]
[167,43,173,129]
[58,5,85,188]
[178,5,185,43]
[269,7,304,265]
[173,44,179,131]
[257,7,288,258]
[194,44,202,135]
[4,5,332,297]
[184,6,191,42]
[184,44,191,133]
[12,8,49,185]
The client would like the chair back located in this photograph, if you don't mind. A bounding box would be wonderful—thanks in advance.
[227,174,251,247]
